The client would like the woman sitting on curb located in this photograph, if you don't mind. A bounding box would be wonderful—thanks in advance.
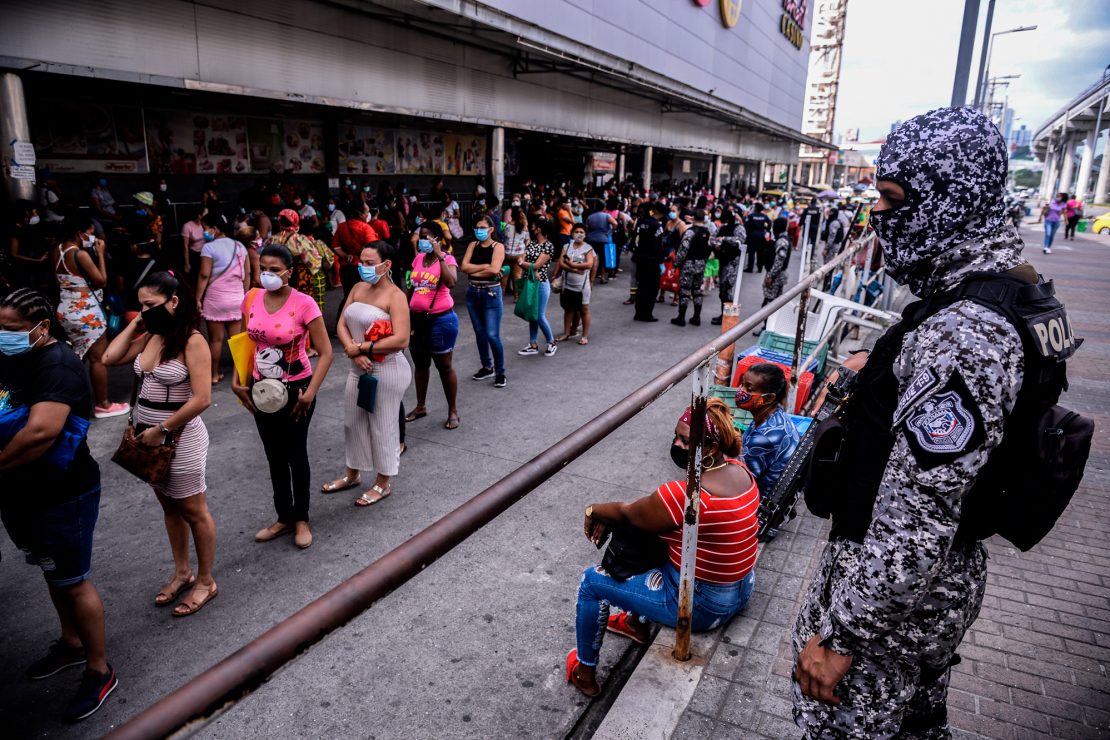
[566,398,758,696]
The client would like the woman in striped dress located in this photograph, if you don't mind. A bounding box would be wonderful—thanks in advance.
[324,241,411,506]
[566,398,758,696]
[103,271,217,617]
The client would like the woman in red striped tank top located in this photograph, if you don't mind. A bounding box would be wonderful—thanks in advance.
[567,398,759,697]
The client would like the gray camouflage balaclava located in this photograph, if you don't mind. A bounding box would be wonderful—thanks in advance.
[870,107,1020,296]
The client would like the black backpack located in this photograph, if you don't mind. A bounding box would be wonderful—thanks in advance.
[687,225,711,261]
[940,273,1093,550]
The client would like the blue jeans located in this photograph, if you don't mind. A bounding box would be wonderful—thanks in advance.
[466,284,505,374]
[575,562,755,666]
[1044,219,1061,248]
[1,485,101,587]
[529,280,555,345]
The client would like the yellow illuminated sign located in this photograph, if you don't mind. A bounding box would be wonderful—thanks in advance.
[720,0,743,28]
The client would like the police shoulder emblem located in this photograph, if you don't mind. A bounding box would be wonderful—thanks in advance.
[900,370,985,469]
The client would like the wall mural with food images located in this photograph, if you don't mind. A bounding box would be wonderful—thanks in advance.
[338,125,396,175]
[29,100,149,173]
[246,118,284,172]
[284,120,326,174]
[146,110,250,175]
[395,131,445,175]
[444,134,486,176]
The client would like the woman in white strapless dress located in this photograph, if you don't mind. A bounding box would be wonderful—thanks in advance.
[324,242,412,506]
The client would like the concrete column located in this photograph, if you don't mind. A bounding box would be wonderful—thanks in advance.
[0,73,34,203]
[786,163,795,193]
[819,160,828,186]
[617,149,626,185]
[489,126,505,202]
[758,161,768,191]
[712,154,723,197]
[1058,135,1077,196]
[642,145,653,193]
[1075,128,1096,199]
[1040,143,1058,200]
[1095,129,1110,204]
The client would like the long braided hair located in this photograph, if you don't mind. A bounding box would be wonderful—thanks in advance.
[0,287,69,343]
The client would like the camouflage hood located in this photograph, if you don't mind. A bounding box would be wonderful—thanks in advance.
[870,107,1023,296]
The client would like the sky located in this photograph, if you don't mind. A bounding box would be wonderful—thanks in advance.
[835,0,1110,144]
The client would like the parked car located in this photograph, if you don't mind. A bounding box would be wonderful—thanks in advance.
[1092,212,1110,235]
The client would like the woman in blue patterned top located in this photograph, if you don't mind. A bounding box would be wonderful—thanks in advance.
[736,363,800,505]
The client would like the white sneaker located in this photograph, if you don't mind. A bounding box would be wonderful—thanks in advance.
[1043,247,1052,254]
[517,345,539,356]
[544,343,558,357]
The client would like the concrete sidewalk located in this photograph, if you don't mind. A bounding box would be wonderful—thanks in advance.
[644,225,1110,739]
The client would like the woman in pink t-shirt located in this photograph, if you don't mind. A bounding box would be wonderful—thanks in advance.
[231,243,332,550]
[405,222,460,430]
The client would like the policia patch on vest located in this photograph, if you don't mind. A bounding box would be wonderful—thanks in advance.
[900,369,986,469]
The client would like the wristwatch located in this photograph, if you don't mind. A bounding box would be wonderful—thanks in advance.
[159,422,171,435]
[585,505,594,518]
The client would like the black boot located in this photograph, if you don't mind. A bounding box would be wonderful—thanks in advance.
[671,305,687,326]
[689,305,701,326]
[710,314,723,325]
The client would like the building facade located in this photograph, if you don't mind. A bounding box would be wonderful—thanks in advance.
[0,0,825,205]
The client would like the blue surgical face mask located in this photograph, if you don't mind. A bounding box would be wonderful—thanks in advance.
[327,203,336,213]
[358,264,382,284]
[474,228,490,241]
[0,321,45,356]
[362,185,371,193]
[135,208,148,217]
[98,179,108,188]
[417,239,434,254]
[203,231,216,242]
[668,211,678,221]
[415,216,425,226]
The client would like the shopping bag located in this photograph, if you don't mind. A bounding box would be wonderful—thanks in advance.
[513,267,541,323]
[704,257,720,278]
[604,240,617,270]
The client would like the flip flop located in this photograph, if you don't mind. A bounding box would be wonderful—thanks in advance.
[578,337,589,345]
[355,485,392,507]
[172,584,219,618]
[321,474,361,493]
[445,415,460,430]
[154,574,196,607]
[405,409,428,422]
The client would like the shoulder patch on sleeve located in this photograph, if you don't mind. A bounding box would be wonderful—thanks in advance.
[900,369,986,470]
[893,367,940,425]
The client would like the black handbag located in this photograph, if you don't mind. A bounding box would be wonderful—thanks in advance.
[600,524,668,581]
[356,372,378,413]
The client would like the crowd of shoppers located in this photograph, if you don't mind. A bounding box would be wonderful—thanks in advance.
[0,166,856,723]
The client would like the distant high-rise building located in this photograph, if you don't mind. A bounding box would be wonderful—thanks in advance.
[1011,124,1032,149]
[798,0,850,186]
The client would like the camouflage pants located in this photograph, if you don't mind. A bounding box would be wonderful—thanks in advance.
[791,538,988,739]
[678,260,706,309]
[719,258,740,305]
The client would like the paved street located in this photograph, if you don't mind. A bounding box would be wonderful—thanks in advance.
[0,260,773,739]
[672,222,1110,739]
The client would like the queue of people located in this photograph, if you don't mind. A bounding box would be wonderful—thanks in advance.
[1,171,834,724]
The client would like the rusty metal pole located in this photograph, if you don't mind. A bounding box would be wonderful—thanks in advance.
[674,360,712,661]
[787,286,811,414]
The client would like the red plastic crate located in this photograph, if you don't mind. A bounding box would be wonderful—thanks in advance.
[731,356,814,414]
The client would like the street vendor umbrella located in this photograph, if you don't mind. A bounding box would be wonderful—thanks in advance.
[816,190,839,199]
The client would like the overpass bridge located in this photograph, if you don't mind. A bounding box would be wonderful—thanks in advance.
[1032,70,1110,203]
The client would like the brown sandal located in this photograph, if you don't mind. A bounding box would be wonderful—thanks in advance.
[154,573,195,606]
[172,583,218,617]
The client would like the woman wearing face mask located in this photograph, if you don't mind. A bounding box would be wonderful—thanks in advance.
[553,223,595,345]
[517,218,558,357]
[460,215,508,387]
[52,217,129,419]
[195,213,249,384]
[501,205,528,299]
[326,241,412,505]
[231,244,332,549]
[405,222,460,430]
[102,272,218,615]
[735,364,799,519]
[659,205,686,305]
[0,288,119,722]
[568,399,757,697]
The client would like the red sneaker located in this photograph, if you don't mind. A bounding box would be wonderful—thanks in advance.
[606,611,648,644]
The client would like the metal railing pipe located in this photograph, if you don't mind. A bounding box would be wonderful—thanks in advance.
[105,241,869,740]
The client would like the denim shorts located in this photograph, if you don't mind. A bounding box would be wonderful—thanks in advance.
[1,486,101,587]
[428,310,459,354]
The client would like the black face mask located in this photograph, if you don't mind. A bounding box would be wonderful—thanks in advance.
[141,302,175,336]
[670,443,688,470]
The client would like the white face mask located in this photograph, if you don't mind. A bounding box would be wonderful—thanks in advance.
[81,233,96,248]
[28,215,40,225]
[260,271,285,292]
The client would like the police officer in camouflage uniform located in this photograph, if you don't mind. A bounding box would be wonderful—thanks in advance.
[671,209,712,327]
[791,107,1029,738]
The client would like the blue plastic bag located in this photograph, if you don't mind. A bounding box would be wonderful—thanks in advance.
[604,240,617,270]
[0,406,91,469]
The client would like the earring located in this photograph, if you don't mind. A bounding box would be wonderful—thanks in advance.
[701,453,714,469]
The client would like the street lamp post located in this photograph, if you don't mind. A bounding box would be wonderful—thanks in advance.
[977,25,1038,112]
